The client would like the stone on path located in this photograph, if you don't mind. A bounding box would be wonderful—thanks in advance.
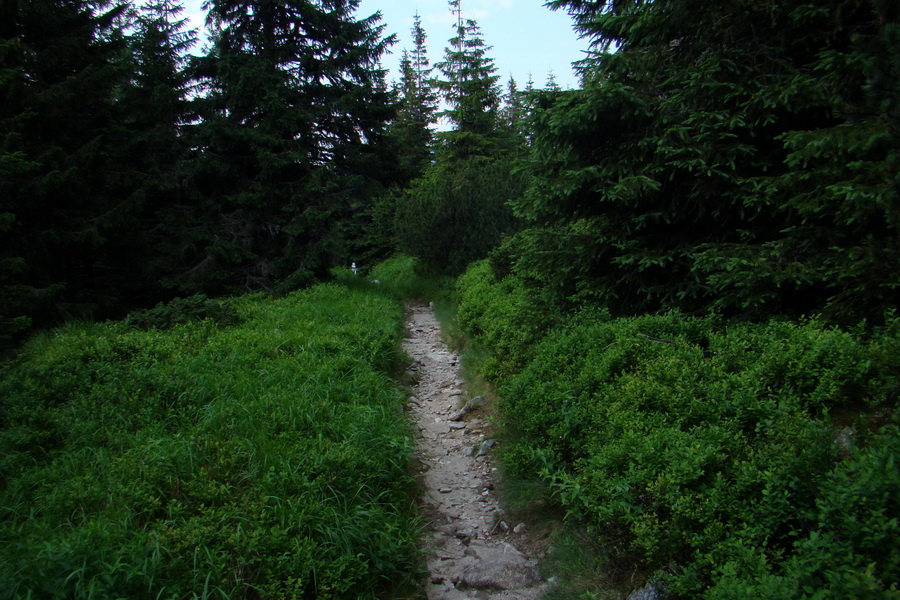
[449,395,487,421]
[457,543,543,591]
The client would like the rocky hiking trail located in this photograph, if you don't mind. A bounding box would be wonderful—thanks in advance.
[402,302,553,600]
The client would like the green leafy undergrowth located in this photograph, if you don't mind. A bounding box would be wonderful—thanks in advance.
[507,312,898,597]
[456,266,899,598]
[455,260,561,379]
[0,284,419,599]
[125,294,242,330]
[331,254,454,305]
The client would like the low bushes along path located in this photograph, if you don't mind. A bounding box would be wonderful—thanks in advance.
[402,303,552,600]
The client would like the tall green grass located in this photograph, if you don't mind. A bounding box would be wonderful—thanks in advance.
[0,284,420,599]
[331,255,454,305]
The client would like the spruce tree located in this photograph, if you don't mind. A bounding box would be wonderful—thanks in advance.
[544,70,560,92]
[389,13,438,183]
[507,0,899,323]
[0,0,32,342]
[393,0,521,272]
[434,0,501,159]
[499,76,531,156]
[127,0,196,178]
[182,0,394,293]
[112,0,198,303]
[499,77,519,131]
[409,11,437,130]
[0,0,134,329]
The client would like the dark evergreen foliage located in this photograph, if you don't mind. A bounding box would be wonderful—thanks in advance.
[5,0,892,337]
[394,156,524,273]
[389,14,438,183]
[390,0,524,274]
[179,0,395,294]
[117,0,198,304]
[362,14,440,267]
[0,0,399,343]
[434,0,502,159]
[124,293,242,329]
[498,77,523,148]
[504,0,899,324]
[0,0,133,336]
[1,0,898,595]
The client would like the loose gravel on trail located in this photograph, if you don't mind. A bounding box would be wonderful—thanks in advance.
[402,303,551,600]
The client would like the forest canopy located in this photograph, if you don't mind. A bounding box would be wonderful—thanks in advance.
[1,0,898,597]
[2,0,897,332]
[1,0,397,343]
[500,0,899,324]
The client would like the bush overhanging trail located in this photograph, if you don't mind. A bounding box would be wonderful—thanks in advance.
[456,259,899,598]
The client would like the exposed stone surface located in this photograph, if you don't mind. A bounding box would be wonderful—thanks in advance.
[449,395,487,421]
[627,576,669,600]
[403,303,550,600]
[457,543,542,590]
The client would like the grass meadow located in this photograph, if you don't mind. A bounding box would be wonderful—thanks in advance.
[0,283,421,599]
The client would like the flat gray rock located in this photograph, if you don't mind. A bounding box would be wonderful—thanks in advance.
[457,544,542,590]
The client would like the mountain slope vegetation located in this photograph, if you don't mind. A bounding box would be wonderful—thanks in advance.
[1,0,898,597]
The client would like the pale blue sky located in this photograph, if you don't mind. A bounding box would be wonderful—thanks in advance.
[356,0,586,90]
[177,0,586,90]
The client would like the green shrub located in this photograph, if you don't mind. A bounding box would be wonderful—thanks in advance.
[393,156,523,274]
[455,260,561,378]
[784,425,900,599]
[125,293,242,330]
[455,278,899,597]
[0,284,419,599]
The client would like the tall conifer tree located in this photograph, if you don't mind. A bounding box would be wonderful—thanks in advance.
[111,0,198,303]
[499,75,531,155]
[182,0,394,292]
[434,0,501,159]
[0,0,133,330]
[390,14,438,182]
[393,0,520,272]
[506,0,899,323]
[127,0,196,171]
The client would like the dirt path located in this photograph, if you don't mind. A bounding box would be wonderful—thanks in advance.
[402,303,551,600]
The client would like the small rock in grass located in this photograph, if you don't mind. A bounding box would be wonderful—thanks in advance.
[628,576,669,600]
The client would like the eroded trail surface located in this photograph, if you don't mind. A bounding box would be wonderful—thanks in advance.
[402,303,550,600]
